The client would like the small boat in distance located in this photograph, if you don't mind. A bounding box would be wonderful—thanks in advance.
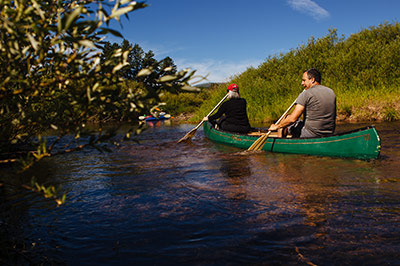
[203,122,381,160]
[139,113,172,122]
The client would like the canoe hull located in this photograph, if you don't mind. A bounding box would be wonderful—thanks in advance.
[203,122,381,159]
[145,115,170,122]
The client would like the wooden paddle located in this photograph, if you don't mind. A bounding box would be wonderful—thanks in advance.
[178,93,229,143]
[247,99,297,151]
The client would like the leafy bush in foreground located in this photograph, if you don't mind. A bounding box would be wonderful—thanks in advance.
[0,0,195,203]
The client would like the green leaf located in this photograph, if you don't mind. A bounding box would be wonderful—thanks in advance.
[79,40,96,48]
[31,0,45,20]
[65,6,83,30]
[57,11,62,33]
[26,33,39,51]
[97,28,123,38]
[112,62,129,73]
[181,85,201,92]
[157,75,178,83]
[136,68,152,77]
[109,6,134,20]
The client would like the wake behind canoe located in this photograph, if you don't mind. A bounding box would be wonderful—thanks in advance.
[203,122,381,160]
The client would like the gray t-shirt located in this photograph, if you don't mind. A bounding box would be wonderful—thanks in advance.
[296,85,336,136]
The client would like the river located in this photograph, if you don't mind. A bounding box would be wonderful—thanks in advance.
[1,121,400,265]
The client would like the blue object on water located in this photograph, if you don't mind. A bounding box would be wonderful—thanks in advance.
[145,115,170,122]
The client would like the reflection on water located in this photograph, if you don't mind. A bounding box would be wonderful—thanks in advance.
[1,121,400,265]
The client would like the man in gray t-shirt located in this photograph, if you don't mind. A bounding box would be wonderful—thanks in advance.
[269,68,336,138]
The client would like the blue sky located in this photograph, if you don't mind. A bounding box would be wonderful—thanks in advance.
[109,0,400,83]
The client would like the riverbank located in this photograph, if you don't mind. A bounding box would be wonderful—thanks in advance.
[169,23,400,125]
[171,100,400,125]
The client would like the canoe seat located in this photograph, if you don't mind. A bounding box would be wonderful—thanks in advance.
[248,131,292,138]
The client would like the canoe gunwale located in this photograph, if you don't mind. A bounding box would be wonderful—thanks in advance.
[203,122,381,159]
[246,124,378,140]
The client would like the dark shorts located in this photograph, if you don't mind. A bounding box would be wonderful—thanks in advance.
[288,120,317,138]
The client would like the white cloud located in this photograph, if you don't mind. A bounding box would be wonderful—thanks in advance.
[287,0,330,21]
[142,44,255,83]
[176,58,263,84]
[107,38,262,84]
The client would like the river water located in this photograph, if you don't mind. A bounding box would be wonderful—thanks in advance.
[1,121,400,265]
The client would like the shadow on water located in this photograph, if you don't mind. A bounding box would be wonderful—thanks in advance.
[1,120,400,265]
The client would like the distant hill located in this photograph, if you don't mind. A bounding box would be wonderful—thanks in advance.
[194,82,225,89]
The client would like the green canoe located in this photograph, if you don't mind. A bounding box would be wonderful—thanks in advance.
[203,122,381,159]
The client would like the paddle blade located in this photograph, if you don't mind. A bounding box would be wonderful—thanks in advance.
[247,132,270,151]
[177,128,197,143]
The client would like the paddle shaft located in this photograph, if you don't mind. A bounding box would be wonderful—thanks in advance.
[192,93,229,131]
[247,98,297,151]
[274,99,297,126]
[264,99,297,137]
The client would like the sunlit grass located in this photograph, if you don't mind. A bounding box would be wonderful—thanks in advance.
[167,22,400,124]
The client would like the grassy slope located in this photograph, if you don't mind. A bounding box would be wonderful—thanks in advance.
[171,23,400,124]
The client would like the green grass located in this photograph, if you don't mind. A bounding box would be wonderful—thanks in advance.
[166,22,400,124]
